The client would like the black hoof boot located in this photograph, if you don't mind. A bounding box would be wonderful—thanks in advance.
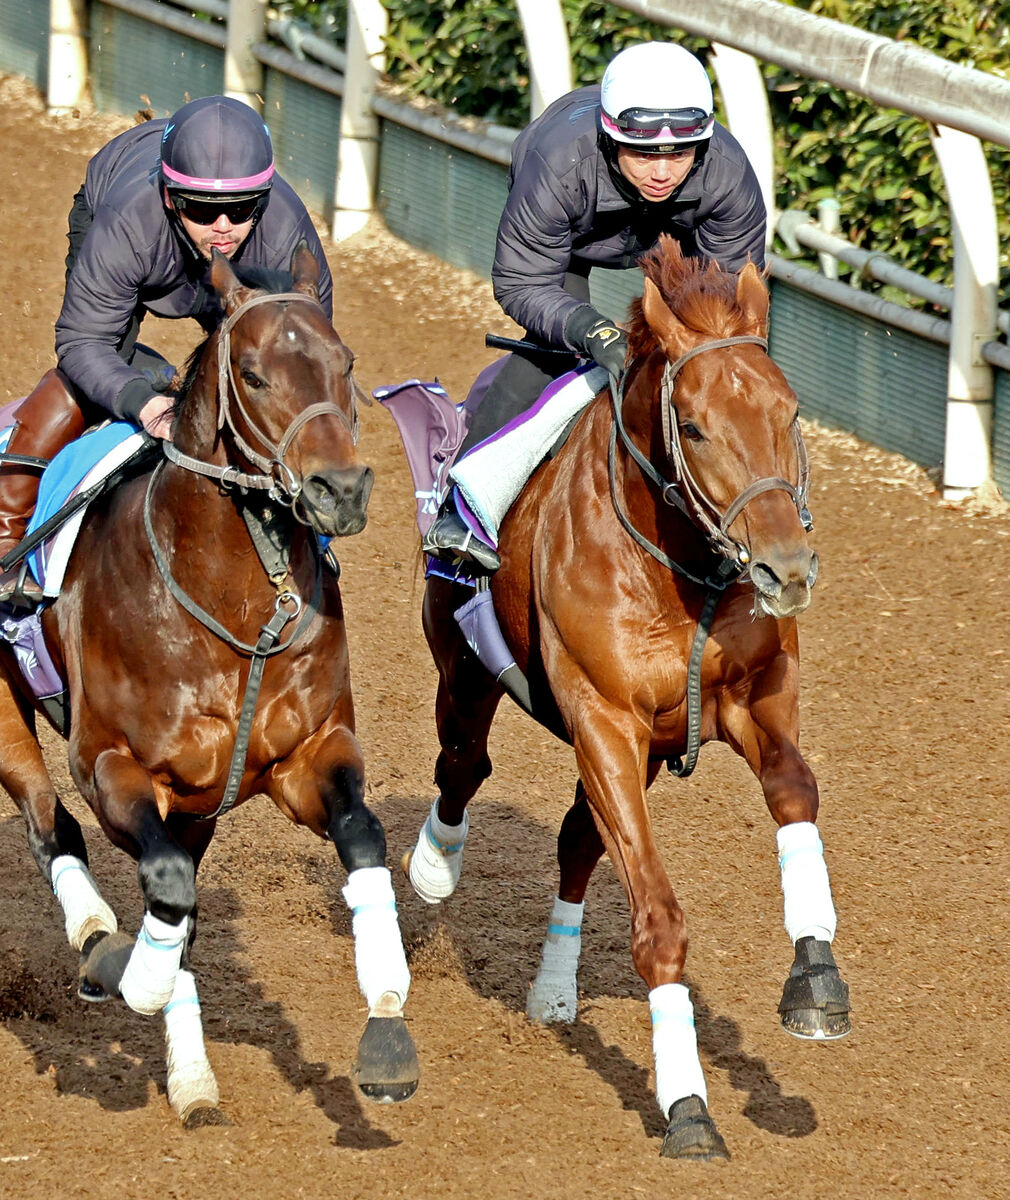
[660,1095,730,1161]
[421,510,501,572]
[779,936,851,1040]
[354,1016,419,1103]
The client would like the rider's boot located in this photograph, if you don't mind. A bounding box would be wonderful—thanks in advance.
[0,369,85,604]
[421,493,501,573]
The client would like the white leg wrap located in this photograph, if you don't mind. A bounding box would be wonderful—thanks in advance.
[650,982,708,1116]
[777,821,837,944]
[51,855,118,951]
[119,912,188,1016]
[342,866,411,1014]
[164,970,219,1118]
[408,798,469,905]
[526,897,583,1023]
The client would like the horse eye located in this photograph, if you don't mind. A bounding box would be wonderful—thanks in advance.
[241,368,265,390]
[680,421,704,442]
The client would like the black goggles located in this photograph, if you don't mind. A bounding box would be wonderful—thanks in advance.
[170,192,265,226]
[612,107,713,139]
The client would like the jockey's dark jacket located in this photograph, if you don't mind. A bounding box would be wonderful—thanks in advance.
[55,118,333,423]
[492,84,767,351]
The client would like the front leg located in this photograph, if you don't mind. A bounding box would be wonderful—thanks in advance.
[269,723,418,1103]
[566,699,728,1161]
[720,648,851,1039]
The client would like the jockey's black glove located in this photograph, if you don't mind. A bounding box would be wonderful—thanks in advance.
[564,305,629,381]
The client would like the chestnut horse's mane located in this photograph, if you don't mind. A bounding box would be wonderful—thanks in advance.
[626,235,759,361]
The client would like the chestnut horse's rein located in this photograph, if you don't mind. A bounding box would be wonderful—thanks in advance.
[608,334,812,777]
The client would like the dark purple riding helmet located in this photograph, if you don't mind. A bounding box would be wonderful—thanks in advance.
[160,96,275,244]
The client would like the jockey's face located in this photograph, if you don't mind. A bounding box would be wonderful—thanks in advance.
[165,187,255,260]
[616,144,696,203]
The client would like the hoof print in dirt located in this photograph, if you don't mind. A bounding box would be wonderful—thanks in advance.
[355,1015,420,1103]
[660,1095,730,1161]
[778,936,851,1040]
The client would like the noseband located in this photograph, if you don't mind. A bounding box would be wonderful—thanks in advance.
[164,290,360,515]
[609,334,812,589]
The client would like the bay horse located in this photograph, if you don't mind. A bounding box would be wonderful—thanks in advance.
[0,245,418,1124]
[409,237,849,1160]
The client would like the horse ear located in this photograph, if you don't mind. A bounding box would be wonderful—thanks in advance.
[209,248,254,315]
[642,276,692,358]
[735,261,770,334]
[290,240,321,301]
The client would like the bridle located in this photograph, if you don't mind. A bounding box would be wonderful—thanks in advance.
[143,288,360,820]
[163,290,360,519]
[607,333,814,778]
[609,334,812,589]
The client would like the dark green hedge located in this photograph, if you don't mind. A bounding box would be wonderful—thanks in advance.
[280,0,1010,293]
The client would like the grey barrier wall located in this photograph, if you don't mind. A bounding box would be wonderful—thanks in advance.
[1,0,1008,494]
[0,0,47,89]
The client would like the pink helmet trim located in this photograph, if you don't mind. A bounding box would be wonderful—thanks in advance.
[162,162,275,192]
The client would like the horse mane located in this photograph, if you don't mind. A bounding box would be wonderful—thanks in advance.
[626,235,757,360]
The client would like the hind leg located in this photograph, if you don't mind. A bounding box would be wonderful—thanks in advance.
[0,669,117,955]
[406,580,504,903]
[269,720,417,1103]
[527,783,605,1022]
[527,762,665,1024]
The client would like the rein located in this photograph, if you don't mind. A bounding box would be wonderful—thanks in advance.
[145,287,345,820]
[607,333,813,777]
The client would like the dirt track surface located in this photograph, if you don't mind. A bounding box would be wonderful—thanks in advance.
[1,76,1009,1199]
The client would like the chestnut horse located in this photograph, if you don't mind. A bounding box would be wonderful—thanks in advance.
[409,238,849,1160]
[0,246,417,1124]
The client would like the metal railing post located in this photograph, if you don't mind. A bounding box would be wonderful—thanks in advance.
[333,0,386,242]
[47,0,88,114]
[930,123,999,498]
[513,0,572,119]
[709,42,775,250]
[226,0,266,111]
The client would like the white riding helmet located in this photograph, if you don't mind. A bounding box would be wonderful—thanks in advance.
[600,43,715,150]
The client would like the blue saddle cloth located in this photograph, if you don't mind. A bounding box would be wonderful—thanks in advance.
[26,421,144,590]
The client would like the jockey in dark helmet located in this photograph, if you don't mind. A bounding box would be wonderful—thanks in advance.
[0,95,332,603]
[421,42,767,573]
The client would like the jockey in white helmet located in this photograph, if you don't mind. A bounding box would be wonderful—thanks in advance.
[422,42,767,573]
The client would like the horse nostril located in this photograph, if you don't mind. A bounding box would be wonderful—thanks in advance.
[749,562,782,598]
[806,552,819,589]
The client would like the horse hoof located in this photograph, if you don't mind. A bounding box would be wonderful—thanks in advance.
[400,849,412,878]
[778,936,851,1041]
[181,1104,232,1129]
[354,1015,419,1103]
[77,930,113,1001]
[660,1095,730,1161]
[781,1007,851,1040]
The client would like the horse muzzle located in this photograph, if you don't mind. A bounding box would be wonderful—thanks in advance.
[749,549,819,619]
[298,464,375,537]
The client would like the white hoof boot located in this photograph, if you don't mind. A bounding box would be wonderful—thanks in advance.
[119,912,188,1016]
[407,799,469,904]
[51,856,118,951]
[526,898,583,1024]
[164,971,220,1122]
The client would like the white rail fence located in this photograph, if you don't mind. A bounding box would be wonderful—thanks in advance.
[19,0,1010,497]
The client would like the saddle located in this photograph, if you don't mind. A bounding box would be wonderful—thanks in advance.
[0,415,155,728]
[376,358,607,713]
